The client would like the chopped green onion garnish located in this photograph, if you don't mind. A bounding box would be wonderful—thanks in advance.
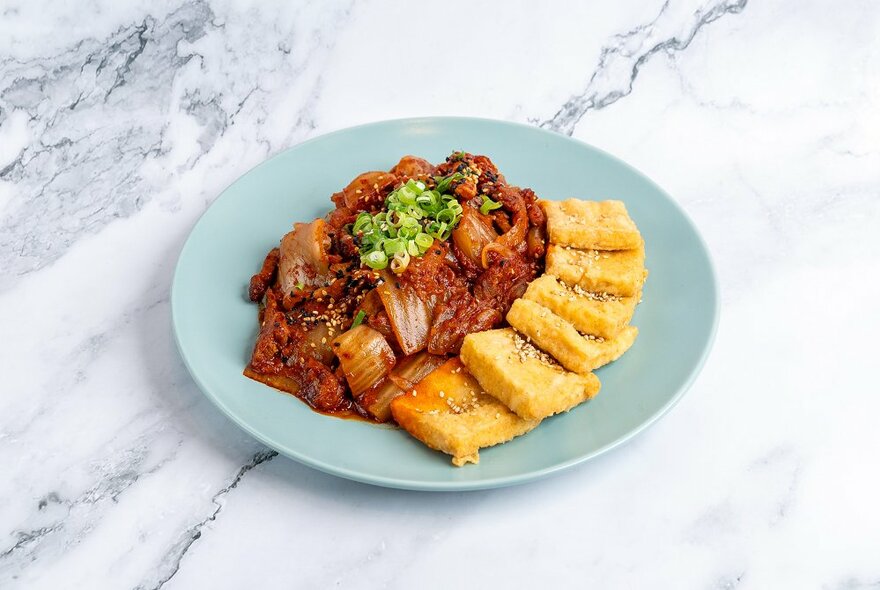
[436,209,456,224]
[406,240,420,256]
[351,310,366,328]
[390,250,410,274]
[383,238,406,255]
[396,226,416,240]
[434,172,465,194]
[479,196,502,215]
[399,192,416,206]
[363,250,388,269]
[426,220,451,240]
[295,281,305,291]
[353,212,372,233]
[350,168,465,275]
[414,233,434,252]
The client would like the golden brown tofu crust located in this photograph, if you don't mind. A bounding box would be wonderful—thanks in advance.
[545,244,646,297]
[522,274,638,339]
[460,328,600,421]
[391,358,538,466]
[507,298,638,374]
[540,199,642,250]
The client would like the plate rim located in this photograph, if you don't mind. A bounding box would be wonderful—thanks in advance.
[171,116,720,491]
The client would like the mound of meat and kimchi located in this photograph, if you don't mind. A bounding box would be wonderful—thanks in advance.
[245,152,547,421]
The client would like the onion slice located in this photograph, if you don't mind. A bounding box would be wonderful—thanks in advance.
[481,242,516,269]
[496,207,528,252]
[452,205,498,267]
[388,351,446,391]
[358,352,446,422]
[302,322,335,365]
[359,379,404,423]
[332,325,396,395]
[278,219,332,295]
[376,276,432,355]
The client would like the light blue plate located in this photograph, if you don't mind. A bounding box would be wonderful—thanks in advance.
[172,117,718,491]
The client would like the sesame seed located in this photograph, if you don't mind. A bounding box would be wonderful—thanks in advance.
[512,331,557,366]
[558,280,623,302]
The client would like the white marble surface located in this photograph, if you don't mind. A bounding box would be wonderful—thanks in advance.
[1,0,879,587]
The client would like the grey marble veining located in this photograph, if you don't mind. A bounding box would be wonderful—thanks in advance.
[1,2,208,288]
[1,0,878,588]
[0,0,354,291]
[542,0,748,134]
[138,449,277,590]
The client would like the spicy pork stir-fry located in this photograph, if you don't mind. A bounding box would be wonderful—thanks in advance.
[246,150,648,466]
[246,152,547,422]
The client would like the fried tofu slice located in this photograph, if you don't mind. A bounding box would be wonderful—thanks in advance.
[545,244,646,297]
[507,298,638,375]
[540,199,642,250]
[460,328,600,421]
[523,274,638,339]
[391,358,539,466]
